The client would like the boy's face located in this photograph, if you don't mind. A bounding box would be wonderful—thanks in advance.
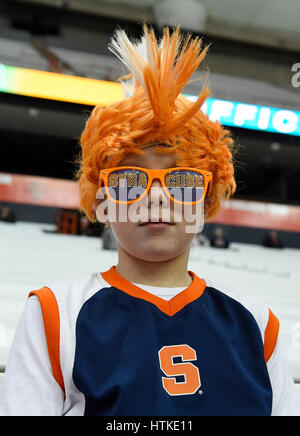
[98,145,202,262]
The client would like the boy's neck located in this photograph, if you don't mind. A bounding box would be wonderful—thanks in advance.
[115,246,192,288]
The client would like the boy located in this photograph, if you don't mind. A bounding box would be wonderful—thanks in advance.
[0,25,299,416]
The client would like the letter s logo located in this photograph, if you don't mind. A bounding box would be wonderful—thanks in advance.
[158,345,201,396]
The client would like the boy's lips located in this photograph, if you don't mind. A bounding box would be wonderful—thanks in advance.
[138,218,175,226]
[138,219,175,230]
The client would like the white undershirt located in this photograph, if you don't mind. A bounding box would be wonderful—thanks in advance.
[132,283,186,301]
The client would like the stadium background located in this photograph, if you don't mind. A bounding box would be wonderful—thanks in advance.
[0,0,300,397]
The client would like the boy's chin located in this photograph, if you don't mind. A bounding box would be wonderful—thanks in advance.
[135,253,178,263]
[130,244,187,263]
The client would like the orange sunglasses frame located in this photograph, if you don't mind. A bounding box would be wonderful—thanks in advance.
[99,166,213,205]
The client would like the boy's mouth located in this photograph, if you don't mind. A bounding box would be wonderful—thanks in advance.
[138,219,175,228]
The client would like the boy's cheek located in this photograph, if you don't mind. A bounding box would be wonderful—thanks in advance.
[179,202,205,234]
[95,198,133,226]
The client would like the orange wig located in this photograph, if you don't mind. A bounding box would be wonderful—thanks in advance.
[77,24,237,222]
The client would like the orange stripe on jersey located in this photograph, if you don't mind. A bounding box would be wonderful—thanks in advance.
[264,309,280,363]
[28,287,65,398]
[101,266,207,317]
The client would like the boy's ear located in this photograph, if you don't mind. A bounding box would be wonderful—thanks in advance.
[96,186,106,201]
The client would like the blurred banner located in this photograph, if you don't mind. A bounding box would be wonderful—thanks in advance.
[0,64,124,106]
[0,172,79,209]
[1,65,299,136]
[213,199,300,233]
[1,172,300,232]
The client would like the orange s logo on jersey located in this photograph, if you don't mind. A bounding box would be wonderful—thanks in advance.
[158,345,201,396]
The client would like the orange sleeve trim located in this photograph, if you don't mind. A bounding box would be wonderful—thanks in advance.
[28,287,65,397]
[264,309,280,363]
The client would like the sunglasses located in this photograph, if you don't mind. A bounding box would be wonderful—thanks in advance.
[98,166,212,205]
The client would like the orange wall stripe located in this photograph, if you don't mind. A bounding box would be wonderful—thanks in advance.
[264,309,280,363]
[0,172,79,209]
[28,287,65,397]
[212,199,300,233]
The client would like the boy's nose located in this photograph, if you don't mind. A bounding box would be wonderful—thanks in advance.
[148,179,168,206]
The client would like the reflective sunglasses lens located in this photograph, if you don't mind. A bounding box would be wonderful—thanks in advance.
[164,170,204,203]
[107,169,148,202]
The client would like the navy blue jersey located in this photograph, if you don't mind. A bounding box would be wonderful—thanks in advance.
[71,267,273,416]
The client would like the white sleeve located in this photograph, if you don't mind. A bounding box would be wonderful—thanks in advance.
[268,332,300,416]
[0,296,64,416]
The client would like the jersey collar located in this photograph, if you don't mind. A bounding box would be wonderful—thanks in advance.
[101,266,207,317]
